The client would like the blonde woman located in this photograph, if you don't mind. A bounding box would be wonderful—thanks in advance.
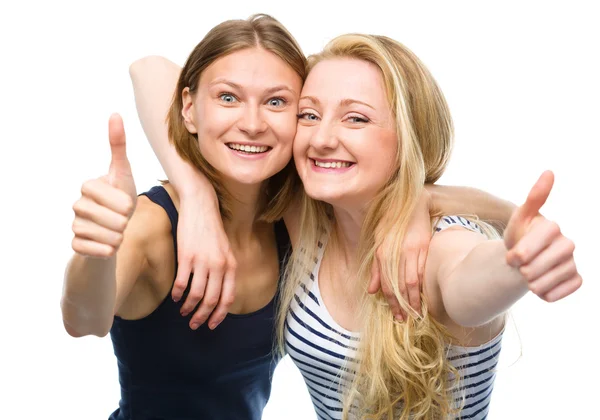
[278,34,582,419]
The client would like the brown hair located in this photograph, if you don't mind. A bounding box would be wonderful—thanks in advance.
[167,14,306,221]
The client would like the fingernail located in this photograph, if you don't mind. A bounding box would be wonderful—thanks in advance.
[395,314,404,322]
[180,310,189,317]
[173,296,181,303]
[190,323,199,330]
[209,322,217,330]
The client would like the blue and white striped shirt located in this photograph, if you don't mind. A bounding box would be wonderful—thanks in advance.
[285,216,501,419]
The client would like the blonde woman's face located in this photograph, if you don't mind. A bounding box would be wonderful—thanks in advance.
[293,58,398,208]
[182,48,302,186]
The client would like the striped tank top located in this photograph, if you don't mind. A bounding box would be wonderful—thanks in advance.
[285,216,502,419]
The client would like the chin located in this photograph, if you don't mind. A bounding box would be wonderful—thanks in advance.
[226,172,270,186]
[304,185,346,205]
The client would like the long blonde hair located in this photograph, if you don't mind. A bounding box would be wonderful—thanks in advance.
[277,34,467,419]
[167,14,306,221]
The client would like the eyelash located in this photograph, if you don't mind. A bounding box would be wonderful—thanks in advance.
[346,115,370,123]
[297,112,319,121]
[268,97,287,107]
[219,93,238,103]
[218,93,287,107]
[296,112,370,124]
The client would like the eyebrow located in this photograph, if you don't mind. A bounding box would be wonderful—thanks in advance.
[299,95,376,110]
[209,79,297,95]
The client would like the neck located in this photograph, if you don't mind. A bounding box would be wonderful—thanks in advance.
[331,205,366,264]
[221,179,267,247]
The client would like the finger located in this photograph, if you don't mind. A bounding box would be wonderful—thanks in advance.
[172,258,192,303]
[108,113,132,183]
[81,179,134,216]
[72,237,115,258]
[180,268,207,317]
[368,258,381,294]
[506,218,561,267]
[189,269,223,329]
[405,253,421,315]
[386,257,406,321]
[519,236,575,282]
[528,258,578,297]
[414,248,428,316]
[398,256,408,320]
[72,217,124,248]
[72,196,129,232]
[207,263,236,330]
[378,257,402,320]
[518,170,554,221]
[417,246,428,285]
[541,274,582,303]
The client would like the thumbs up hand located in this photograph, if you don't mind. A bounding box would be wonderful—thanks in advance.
[504,171,582,302]
[71,114,137,258]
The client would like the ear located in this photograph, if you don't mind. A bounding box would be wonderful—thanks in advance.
[181,87,198,134]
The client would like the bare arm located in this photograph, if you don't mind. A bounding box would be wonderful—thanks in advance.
[61,212,149,337]
[129,56,235,330]
[129,56,214,197]
[428,230,526,328]
[61,114,146,337]
[427,172,581,330]
[427,184,516,233]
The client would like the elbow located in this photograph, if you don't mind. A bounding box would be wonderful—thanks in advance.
[60,299,112,338]
[129,55,168,80]
[62,318,111,339]
[446,306,480,328]
[63,320,87,338]
[445,301,500,328]
[442,291,490,328]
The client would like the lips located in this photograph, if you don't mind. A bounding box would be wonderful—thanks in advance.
[311,158,355,168]
[226,143,272,154]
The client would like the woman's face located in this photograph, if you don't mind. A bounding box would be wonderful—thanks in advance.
[182,47,302,186]
[293,58,398,209]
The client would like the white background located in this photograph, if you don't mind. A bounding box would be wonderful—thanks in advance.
[1,1,597,418]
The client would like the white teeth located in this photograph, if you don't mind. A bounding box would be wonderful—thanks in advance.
[227,144,269,153]
[313,160,351,168]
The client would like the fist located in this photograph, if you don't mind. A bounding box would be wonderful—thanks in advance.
[504,171,582,302]
[71,114,137,258]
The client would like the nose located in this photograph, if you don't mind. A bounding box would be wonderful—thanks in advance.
[237,104,268,137]
[310,119,339,151]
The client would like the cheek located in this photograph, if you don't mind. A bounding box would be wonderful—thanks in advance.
[197,103,237,138]
[268,111,298,146]
[292,125,311,163]
[377,135,398,180]
[358,131,397,184]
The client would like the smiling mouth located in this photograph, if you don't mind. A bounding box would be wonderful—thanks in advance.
[311,159,354,168]
[227,143,271,154]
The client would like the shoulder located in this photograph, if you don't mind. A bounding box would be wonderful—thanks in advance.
[429,215,487,253]
[424,216,489,315]
[433,215,485,235]
[124,188,176,265]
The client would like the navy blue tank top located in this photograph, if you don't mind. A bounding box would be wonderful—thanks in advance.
[109,186,291,420]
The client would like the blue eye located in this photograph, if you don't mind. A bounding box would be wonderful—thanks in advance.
[268,98,286,107]
[297,112,319,121]
[219,93,237,103]
[347,116,369,123]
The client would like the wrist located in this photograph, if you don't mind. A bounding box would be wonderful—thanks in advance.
[176,177,218,203]
[423,183,438,214]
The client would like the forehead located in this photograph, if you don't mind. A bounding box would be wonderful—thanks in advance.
[200,47,302,92]
[301,58,388,106]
